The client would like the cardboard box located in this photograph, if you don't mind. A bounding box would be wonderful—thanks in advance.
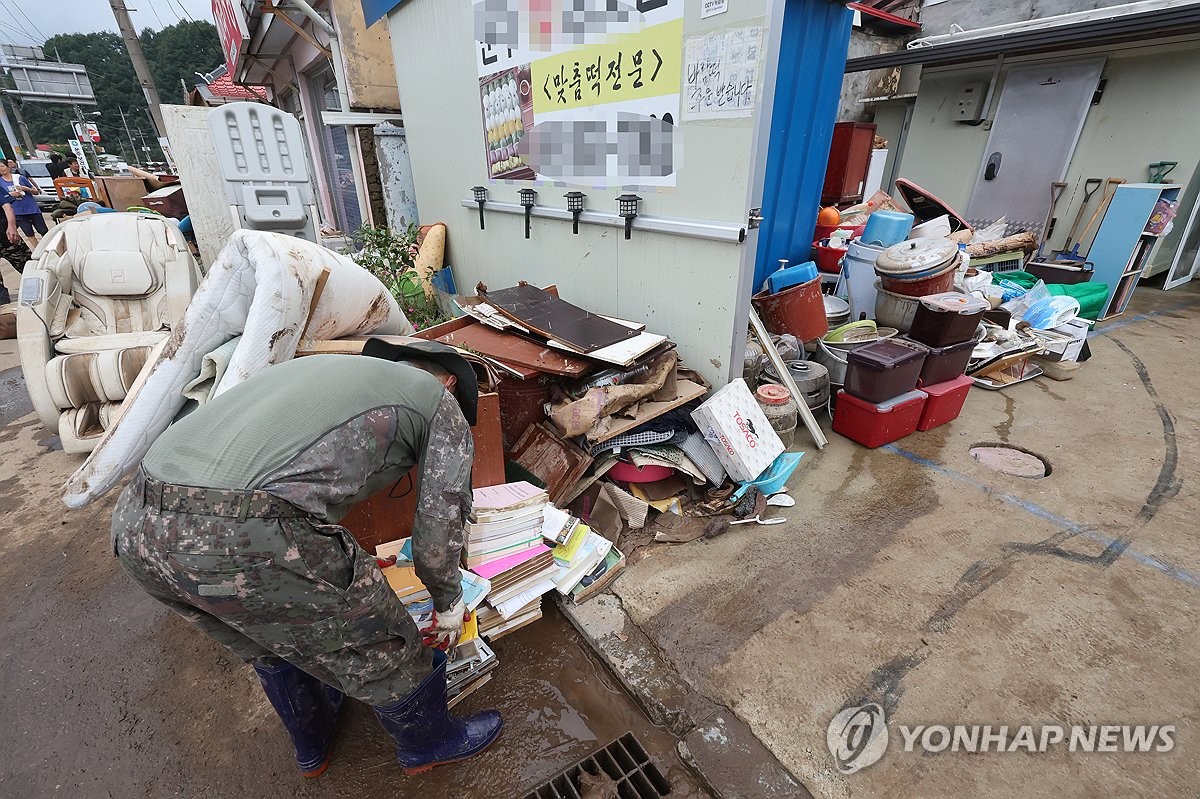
[690,378,784,482]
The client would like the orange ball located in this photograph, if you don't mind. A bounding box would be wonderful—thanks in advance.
[817,206,841,226]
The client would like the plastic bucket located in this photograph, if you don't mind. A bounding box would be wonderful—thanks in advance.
[815,222,865,242]
[752,276,829,342]
[874,280,922,332]
[844,239,886,322]
[812,241,848,273]
[861,211,915,247]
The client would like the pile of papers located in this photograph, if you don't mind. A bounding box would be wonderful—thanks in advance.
[374,481,626,649]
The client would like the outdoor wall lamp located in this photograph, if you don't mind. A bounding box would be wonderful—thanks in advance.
[472,186,488,230]
[518,188,538,238]
[617,193,641,240]
[564,191,586,234]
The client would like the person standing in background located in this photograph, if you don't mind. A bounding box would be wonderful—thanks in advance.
[46,153,66,180]
[0,160,46,245]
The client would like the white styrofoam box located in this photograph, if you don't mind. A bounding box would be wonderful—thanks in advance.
[690,378,785,483]
[1053,318,1089,362]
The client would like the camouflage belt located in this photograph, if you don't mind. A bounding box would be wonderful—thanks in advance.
[137,469,306,521]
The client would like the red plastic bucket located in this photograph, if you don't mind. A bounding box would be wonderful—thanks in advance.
[812,241,847,273]
[814,223,865,242]
[752,276,829,342]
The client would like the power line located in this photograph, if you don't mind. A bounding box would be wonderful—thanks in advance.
[0,18,37,46]
[172,0,196,22]
[147,0,167,28]
[0,1,38,44]
[4,0,45,42]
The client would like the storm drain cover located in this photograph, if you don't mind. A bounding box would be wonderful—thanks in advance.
[970,444,1050,479]
[521,732,672,799]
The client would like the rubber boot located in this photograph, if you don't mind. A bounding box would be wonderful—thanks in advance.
[372,649,503,774]
[254,660,345,778]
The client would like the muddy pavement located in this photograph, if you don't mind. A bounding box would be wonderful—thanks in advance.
[0,358,706,798]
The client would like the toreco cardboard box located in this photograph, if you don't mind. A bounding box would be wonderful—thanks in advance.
[690,378,784,482]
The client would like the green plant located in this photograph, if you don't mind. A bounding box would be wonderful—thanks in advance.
[353,222,448,332]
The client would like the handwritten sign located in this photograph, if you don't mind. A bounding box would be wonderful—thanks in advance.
[683,26,764,121]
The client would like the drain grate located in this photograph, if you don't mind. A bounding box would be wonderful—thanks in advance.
[522,732,672,799]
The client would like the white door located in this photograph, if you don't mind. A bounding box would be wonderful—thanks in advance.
[966,59,1104,232]
[1163,197,1200,290]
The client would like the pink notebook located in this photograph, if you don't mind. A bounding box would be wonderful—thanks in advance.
[471,544,551,580]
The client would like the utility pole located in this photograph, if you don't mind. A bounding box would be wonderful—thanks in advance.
[117,106,138,163]
[108,0,166,140]
[5,96,34,156]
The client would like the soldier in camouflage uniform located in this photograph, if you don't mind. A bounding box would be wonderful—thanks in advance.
[111,349,502,777]
[0,181,31,305]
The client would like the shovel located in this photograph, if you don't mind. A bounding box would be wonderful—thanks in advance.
[1055,177,1101,259]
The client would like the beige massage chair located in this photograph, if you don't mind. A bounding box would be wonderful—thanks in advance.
[17,213,201,453]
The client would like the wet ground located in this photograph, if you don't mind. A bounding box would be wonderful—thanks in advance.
[0,289,706,798]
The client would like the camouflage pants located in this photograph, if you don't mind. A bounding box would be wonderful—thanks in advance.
[112,469,432,706]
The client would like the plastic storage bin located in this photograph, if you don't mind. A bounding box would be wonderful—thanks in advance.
[844,338,927,404]
[833,389,927,448]
[903,336,975,385]
[909,292,988,347]
[766,261,819,293]
[916,374,973,431]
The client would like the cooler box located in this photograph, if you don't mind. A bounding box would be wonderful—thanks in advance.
[691,378,785,482]
[902,336,975,386]
[833,389,926,448]
[916,374,973,431]
[909,292,988,347]
[844,338,926,404]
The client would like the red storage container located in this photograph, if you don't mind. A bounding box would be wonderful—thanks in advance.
[908,292,989,347]
[916,374,973,431]
[833,389,927,448]
[901,336,975,386]
[844,338,926,404]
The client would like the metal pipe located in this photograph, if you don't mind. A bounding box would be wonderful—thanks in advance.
[907,0,1190,49]
[281,0,349,113]
[459,198,747,244]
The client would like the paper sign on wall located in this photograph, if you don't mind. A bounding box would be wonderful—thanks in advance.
[701,0,728,18]
[471,0,685,189]
[683,26,765,121]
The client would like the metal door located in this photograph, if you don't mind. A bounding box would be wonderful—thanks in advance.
[374,123,420,230]
[966,59,1104,231]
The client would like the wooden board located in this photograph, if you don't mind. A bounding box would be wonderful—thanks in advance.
[478,283,642,354]
[95,176,151,212]
[472,392,505,489]
[510,422,594,506]
[435,320,591,376]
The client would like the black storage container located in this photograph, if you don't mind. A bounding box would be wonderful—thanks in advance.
[909,292,989,347]
[901,336,975,386]
[844,338,927,404]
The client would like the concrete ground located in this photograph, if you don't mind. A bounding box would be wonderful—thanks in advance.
[569,280,1200,797]
[5,246,1200,798]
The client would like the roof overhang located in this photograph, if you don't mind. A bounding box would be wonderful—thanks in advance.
[846,0,1200,72]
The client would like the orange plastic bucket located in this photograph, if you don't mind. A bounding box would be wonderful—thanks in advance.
[752,276,829,342]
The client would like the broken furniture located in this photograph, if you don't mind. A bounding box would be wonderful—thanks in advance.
[16,213,202,453]
[1084,183,1182,319]
[822,121,876,206]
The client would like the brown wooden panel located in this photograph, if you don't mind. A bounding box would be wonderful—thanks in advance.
[342,392,507,552]
[510,422,593,506]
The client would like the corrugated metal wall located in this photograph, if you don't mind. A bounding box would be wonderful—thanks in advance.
[753,0,854,292]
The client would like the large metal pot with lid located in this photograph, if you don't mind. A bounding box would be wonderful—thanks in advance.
[874,238,959,280]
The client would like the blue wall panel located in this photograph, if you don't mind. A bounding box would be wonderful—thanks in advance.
[753,0,853,292]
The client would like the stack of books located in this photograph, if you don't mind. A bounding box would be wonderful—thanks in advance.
[551,523,614,595]
[465,482,549,568]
